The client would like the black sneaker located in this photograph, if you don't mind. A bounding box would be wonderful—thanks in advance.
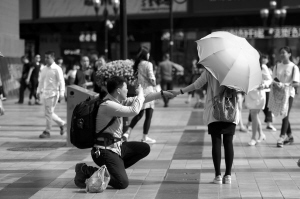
[39,131,50,138]
[74,163,88,188]
[60,124,66,135]
[283,136,294,145]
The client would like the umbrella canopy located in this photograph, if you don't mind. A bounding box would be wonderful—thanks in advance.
[196,31,262,93]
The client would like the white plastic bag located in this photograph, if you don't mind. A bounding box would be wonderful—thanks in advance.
[86,165,110,193]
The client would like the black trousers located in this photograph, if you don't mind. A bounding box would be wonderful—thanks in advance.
[280,96,294,137]
[88,141,150,189]
[29,79,39,100]
[160,80,173,105]
[18,79,30,103]
[208,122,236,176]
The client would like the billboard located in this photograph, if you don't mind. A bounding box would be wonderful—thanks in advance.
[193,0,271,14]
[40,0,187,18]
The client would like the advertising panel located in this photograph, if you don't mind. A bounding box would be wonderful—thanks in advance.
[40,0,187,18]
[193,0,270,14]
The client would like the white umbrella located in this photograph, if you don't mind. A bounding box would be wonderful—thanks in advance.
[196,31,262,93]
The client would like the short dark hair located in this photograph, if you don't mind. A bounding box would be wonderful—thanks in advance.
[107,76,126,94]
[45,51,55,58]
[164,53,170,60]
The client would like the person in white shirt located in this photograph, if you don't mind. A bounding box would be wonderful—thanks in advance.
[274,46,300,147]
[37,51,66,138]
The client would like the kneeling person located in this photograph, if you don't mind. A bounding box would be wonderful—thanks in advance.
[74,76,173,189]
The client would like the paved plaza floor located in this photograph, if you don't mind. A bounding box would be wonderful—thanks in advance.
[0,93,300,199]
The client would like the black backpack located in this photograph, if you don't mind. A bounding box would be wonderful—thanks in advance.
[70,97,116,149]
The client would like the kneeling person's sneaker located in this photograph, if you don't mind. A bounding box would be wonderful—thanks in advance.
[39,131,50,138]
[74,163,88,188]
[60,123,66,135]
[223,175,231,184]
[141,136,156,144]
[277,137,284,148]
[213,175,222,184]
[283,136,294,145]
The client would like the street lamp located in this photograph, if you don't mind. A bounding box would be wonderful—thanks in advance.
[85,0,120,59]
[260,1,287,66]
[168,0,186,61]
[260,1,287,28]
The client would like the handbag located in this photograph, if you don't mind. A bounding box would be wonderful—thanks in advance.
[85,165,110,193]
[212,86,237,122]
[245,89,266,110]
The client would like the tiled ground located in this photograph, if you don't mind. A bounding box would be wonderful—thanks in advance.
[0,93,300,199]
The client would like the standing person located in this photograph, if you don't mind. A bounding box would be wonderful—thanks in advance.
[37,51,66,138]
[274,46,300,147]
[169,68,239,184]
[246,54,272,146]
[246,54,277,131]
[26,54,42,105]
[65,64,78,85]
[124,47,157,143]
[0,52,4,115]
[91,56,106,96]
[159,53,173,107]
[74,56,93,89]
[74,76,174,189]
[15,56,31,104]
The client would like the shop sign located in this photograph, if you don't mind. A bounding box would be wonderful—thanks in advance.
[79,32,97,42]
[221,27,300,39]
[63,49,81,55]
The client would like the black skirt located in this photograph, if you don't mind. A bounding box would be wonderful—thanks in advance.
[208,122,236,135]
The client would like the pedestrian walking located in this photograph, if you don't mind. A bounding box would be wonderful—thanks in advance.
[65,64,78,85]
[15,55,31,104]
[26,54,42,105]
[74,76,174,190]
[246,53,272,146]
[124,46,157,143]
[91,56,106,96]
[246,54,277,131]
[37,51,66,138]
[272,46,300,147]
[0,52,4,115]
[159,53,173,107]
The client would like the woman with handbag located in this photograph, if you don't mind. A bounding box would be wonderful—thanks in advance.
[124,46,157,143]
[272,46,300,147]
[246,54,272,146]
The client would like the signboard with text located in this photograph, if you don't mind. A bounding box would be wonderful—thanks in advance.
[193,0,270,14]
[217,27,300,39]
[40,0,187,18]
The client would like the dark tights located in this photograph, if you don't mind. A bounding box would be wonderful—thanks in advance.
[211,133,234,176]
[280,96,293,137]
[129,108,153,135]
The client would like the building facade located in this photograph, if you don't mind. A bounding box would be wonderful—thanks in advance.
[20,0,300,76]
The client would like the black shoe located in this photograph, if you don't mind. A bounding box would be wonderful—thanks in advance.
[15,101,23,104]
[28,101,32,105]
[164,104,168,107]
[35,101,42,105]
[39,131,50,138]
[283,136,294,145]
[60,124,66,135]
[74,163,88,188]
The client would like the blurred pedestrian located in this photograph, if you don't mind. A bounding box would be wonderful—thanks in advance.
[159,53,173,107]
[124,46,157,143]
[37,51,66,138]
[246,53,272,146]
[91,56,106,97]
[246,54,277,131]
[15,55,31,104]
[26,54,42,105]
[66,63,78,85]
[0,52,4,115]
[74,56,93,89]
[273,46,300,147]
